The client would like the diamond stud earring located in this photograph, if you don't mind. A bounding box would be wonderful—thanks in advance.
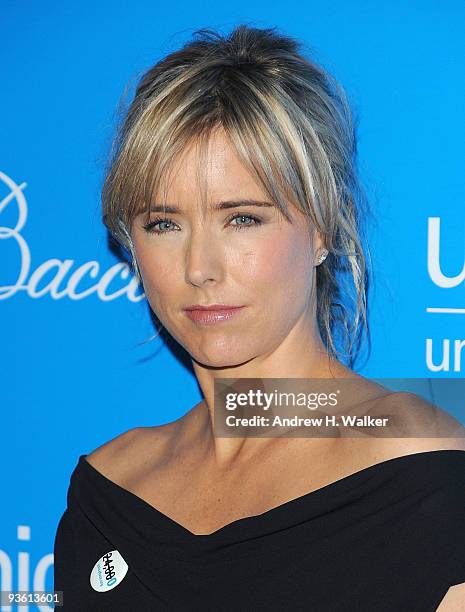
[316,248,329,265]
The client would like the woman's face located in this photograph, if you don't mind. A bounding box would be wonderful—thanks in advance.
[131,128,320,368]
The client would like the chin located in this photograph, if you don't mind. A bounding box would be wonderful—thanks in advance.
[188,336,257,370]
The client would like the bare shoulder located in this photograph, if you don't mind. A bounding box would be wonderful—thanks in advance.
[436,581,465,611]
[84,421,177,483]
[366,390,465,455]
[84,400,205,485]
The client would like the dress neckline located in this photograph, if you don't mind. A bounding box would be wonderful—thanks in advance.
[77,449,465,540]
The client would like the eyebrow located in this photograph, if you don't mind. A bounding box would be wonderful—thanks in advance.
[143,200,276,214]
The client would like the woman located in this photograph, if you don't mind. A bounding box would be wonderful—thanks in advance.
[53,24,465,611]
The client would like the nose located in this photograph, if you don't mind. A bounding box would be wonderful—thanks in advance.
[184,227,224,287]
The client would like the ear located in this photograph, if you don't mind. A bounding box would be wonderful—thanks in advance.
[313,228,326,253]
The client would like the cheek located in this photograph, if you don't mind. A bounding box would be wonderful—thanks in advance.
[238,233,312,298]
[143,260,178,291]
[135,246,182,311]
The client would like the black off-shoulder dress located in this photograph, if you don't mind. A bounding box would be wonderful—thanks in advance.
[53,450,465,611]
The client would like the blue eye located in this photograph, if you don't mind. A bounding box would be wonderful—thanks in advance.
[142,217,178,234]
[228,213,261,230]
[142,213,262,235]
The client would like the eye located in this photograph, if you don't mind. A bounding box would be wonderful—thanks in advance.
[141,212,263,235]
[227,213,262,230]
[142,217,179,235]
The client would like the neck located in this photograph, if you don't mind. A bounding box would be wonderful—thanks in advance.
[189,325,356,469]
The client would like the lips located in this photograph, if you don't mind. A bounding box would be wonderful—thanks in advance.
[184,305,245,325]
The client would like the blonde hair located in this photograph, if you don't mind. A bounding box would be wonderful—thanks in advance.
[101,24,373,369]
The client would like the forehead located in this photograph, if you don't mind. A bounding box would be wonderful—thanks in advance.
[154,128,267,205]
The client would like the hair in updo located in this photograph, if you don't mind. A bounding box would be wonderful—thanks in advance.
[101,24,373,369]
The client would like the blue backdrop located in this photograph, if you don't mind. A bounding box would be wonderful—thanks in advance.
[2,2,464,609]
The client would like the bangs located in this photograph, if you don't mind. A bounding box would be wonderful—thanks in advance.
[111,68,327,236]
